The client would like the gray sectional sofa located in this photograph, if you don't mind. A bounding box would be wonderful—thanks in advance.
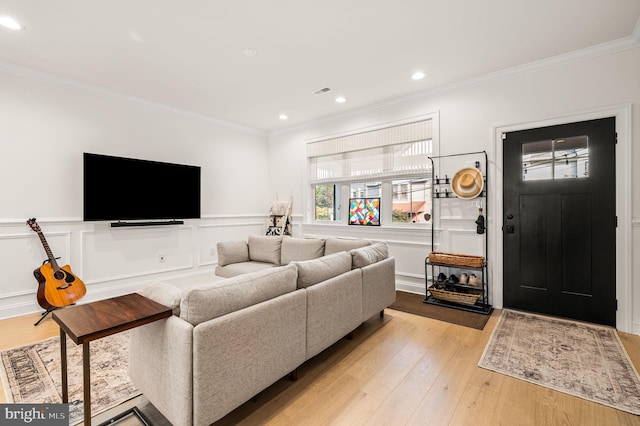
[128,236,396,426]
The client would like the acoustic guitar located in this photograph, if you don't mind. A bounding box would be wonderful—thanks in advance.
[27,218,86,310]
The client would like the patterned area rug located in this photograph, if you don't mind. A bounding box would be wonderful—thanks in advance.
[0,332,140,425]
[479,310,640,415]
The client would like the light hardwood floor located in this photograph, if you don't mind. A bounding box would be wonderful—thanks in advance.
[2,309,640,425]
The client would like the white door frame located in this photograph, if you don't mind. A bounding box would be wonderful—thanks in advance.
[492,103,632,333]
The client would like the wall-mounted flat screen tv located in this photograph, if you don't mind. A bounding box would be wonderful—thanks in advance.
[349,198,380,226]
[83,153,201,222]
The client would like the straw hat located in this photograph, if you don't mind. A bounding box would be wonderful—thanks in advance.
[451,167,484,199]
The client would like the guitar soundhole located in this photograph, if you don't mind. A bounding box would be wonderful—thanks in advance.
[54,270,65,280]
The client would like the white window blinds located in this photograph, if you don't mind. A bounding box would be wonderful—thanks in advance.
[307,119,433,185]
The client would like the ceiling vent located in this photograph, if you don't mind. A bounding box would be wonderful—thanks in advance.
[312,87,332,95]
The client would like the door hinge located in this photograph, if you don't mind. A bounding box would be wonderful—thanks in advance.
[615,132,618,144]
[616,299,618,311]
[616,216,618,227]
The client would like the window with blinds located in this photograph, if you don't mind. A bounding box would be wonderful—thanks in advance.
[307,120,433,184]
[307,117,434,224]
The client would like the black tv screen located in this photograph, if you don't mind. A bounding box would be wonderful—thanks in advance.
[83,153,201,222]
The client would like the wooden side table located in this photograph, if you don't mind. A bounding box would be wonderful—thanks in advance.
[52,293,172,426]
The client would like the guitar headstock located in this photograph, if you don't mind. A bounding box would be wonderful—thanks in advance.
[26,218,41,233]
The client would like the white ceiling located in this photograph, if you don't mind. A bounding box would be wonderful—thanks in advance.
[1,1,639,133]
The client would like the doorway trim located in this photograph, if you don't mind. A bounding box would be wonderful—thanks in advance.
[492,103,632,333]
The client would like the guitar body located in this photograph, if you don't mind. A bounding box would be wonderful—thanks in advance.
[27,218,87,311]
[33,263,86,309]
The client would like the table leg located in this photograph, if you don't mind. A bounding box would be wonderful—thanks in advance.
[60,329,68,403]
[83,342,91,426]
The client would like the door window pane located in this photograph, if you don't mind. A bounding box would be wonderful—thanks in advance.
[522,136,588,181]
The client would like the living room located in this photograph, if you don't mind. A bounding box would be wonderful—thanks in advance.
[1,2,640,425]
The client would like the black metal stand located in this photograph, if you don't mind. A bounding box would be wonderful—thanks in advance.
[425,151,492,315]
[34,307,60,326]
[34,304,75,326]
[97,407,153,426]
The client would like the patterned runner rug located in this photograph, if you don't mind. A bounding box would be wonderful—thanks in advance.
[0,332,139,425]
[479,309,640,415]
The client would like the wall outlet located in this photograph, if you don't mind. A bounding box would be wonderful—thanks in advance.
[158,254,166,263]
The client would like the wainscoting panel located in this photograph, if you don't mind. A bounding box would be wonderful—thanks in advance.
[0,231,71,299]
[81,226,195,283]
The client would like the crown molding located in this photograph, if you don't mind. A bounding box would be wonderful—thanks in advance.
[270,34,640,138]
[0,60,266,137]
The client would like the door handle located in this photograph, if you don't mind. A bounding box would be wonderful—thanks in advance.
[505,225,515,233]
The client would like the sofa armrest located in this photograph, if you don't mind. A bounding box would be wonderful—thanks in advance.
[142,281,183,316]
[191,289,307,425]
[128,316,194,426]
[361,256,396,321]
[216,240,250,266]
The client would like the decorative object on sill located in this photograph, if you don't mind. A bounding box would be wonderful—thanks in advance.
[451,167,484,199]
[0,332,138,425]
[476,207,485,234]
[428,251,485,268]
[423,212,431,222]
[479,309,640,415]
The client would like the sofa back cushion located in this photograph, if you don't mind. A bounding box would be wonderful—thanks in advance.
[216,240,250,267]
[350,242,389,268]
[248,235,283,265]
[291,252,352,289]
[180,264,297,325]
[281,237,326,264]
[324,237,370,255]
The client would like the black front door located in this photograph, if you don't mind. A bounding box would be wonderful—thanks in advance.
[503,117,616,326]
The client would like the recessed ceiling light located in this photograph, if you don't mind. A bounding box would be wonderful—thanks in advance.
[279,114,288,120]
[335,96,346,103]
[243,48,258,57]
[411,71,425,80]
[0,16,23,31]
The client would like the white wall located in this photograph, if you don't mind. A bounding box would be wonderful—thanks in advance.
[268,46,640,334]
[0,69,271,319]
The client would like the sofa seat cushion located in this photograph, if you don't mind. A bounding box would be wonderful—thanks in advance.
[324,237,370,255]
[215,261,276,278]
[216,240,250,266]
[281,237,325,264]
[291,252,352,289]
[180,264,298,326]
[350,242,389,268]
[248,235,284,265]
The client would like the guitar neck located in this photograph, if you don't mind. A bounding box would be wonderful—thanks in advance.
[36,231,60,271]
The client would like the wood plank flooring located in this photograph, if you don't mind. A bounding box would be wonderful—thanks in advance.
[2,309,640,425]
